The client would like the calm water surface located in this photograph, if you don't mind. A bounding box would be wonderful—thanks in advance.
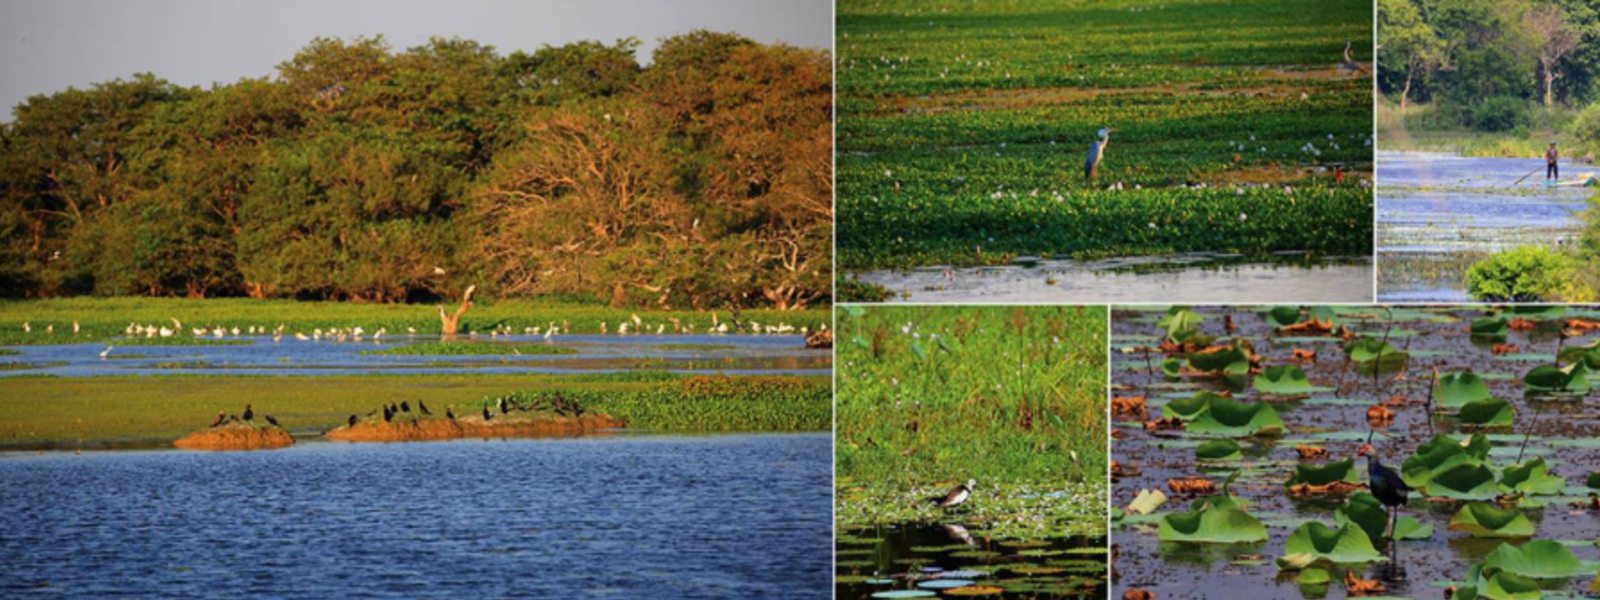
[0,434,830,598]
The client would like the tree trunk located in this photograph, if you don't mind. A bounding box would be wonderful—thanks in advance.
[1544,63,1555,108]
[1401,70,1412,112]
[438,285,476,339]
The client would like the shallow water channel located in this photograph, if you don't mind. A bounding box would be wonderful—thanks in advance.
[0,333,829,377]
[855,255,1372,303]
[836,523,1107,599]
[0,433,831,598]
[1377,151,1588,302]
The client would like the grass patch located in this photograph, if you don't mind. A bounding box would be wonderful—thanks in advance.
[835,305,1108,537]
[0,373,830,448]
[0,297,830,346]
[836,0,1373,271]
[361,341,576,356]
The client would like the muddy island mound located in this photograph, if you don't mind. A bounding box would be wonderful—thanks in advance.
[174,423,294,451]
[326,412,624,443]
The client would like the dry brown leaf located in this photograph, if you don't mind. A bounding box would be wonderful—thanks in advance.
[1289,480,1365,496]
[1280,318,1334,334]
[1366,404,1395,428]
[1290,348,1317,362]
[1492,343,1519,355]
[1509,318,1537,331]
[1344,569,1385,596]
[1566,317,1600,331]
[1295,445,1329,460]
[1123,590,1154,600]
[1112,396,1148,420]
[1167,477,1216,496]
[1143,417,1184,432]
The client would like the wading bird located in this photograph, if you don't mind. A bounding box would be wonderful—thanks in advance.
[242,404,254,421]
[418,400,432,416]
[99,346,113,360]
[1341,40,1369,76]
[1084,128,1111,181]
[348,415,358,428]
[932,479,975,509]
[1358,443,1409,539]
[482,406,493,421]
[382,406,394,423]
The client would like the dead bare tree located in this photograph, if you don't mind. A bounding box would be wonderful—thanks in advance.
[438,285,476,339]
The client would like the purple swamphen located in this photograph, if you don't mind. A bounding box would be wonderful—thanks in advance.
[1358,442,1410,539]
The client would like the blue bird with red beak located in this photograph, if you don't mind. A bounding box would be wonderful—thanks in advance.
[1358,442,1410,539]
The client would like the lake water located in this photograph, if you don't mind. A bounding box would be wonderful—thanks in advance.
[1377,150,1588,301]
[1,334,829,378]
[856,255,1372,303]
[0,433,831,598]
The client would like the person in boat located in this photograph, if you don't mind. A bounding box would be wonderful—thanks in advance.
[1547,141,1560,181]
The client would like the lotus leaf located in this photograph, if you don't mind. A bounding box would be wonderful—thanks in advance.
[1157,503,1268,543]
[1436,371,1494,409]
[1499,457,1564,495]
[1426,463,1501,500]
[1448,503,1536,538]
[1471,317,1509,338]
[1401,434,1490,488]
[1196,439,1242,461]
[1524,362,1591,394]
[1457,398,1514,427]
[1189,343,1249,372]
[1281,522,1384,564]
[1286,459,1358,488]
[1185,396,1286,437]
[1255,364,1316,395]
[1481,540,1592,578]
[1165,391,1223,420]
[1337,492,1432,541]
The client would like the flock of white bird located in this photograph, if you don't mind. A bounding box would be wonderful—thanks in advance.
[17,313,824,361]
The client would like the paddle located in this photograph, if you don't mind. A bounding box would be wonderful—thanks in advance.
[1513,165,1544,185]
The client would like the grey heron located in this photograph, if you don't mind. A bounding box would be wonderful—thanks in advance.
[1341,41,1369,75]
[1084,127,1111,180]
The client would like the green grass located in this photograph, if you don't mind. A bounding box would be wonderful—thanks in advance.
[0,297,830,346]
[361,341,577,356]
[1377,102,1578,158]
[835,305,1108,537]
[836,0,1373,272]
[0,373,830,448]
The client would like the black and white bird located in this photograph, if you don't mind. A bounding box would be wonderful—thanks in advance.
[482,406,493,421]
[1084,128,1111,180]
[932,479,975,509]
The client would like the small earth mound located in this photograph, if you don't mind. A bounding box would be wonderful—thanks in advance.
[174,422,294,451]
[325,412,624,442]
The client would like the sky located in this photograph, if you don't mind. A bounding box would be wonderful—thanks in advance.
[0,0,832,116]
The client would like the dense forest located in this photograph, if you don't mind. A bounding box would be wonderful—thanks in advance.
[1378,0,1600,130]
[0,32,832,310]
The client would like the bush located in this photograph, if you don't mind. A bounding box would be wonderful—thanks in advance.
[1469,96,1529,132]
[1570,104,1600,150]
[1464,246,1571,302]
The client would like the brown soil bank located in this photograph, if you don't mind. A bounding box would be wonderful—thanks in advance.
[325,413,624,443]
[174,423,294,451]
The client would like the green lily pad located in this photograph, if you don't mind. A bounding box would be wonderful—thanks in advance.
[1447,503,1536,538]
[1282,522,1384,563]
[1298,566,1331,585]
[1457,398,1514,427]
[1525,362,1591,394]
[1186,396,1286,437]
[1255,364,1317,395]
[1481,539,1593,578]
[1158,502,1269,543]
[1427,463,1501,500]
[1338,492,1432,541]
[1436,372,1494,409]
[1499,457,1564,495]
[1166,391,1224,420]
[1471,317,1509,339]
[1197,439,1243,461]
[1286,459,1358,488]
[1189,343,1250,372]
[1401,434,1491,488]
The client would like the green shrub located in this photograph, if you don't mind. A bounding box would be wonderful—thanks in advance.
[1470,96,1529,132]
[1465,246,1569,302]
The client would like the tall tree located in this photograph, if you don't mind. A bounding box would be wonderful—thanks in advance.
[1527,4,1579,107]
[1379,0,1447,110]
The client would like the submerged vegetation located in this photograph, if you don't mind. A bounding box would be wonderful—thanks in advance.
[0,32,830,310]
[836,0,1372,286]
[1113,305,1600,599]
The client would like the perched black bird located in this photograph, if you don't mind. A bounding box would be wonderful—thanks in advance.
[400,400,410,413]
[1358,443,1410,539]
[418,400,432,416]
[383,406,394,423]
[242,404,254,421]
[264,415,280,427]
[389,402,399,415]
[209,410,226,428]
[348,415,358,428]
[498,398,508,414]
[930,479,976,509]
[445,408,455,420]
[482,406,493,421]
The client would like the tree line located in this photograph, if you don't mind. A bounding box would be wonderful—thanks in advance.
[0,32,832,310]
[1379,0,1600,130]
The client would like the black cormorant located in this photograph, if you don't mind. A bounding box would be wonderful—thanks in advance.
[242,404,254,421]
[400,400,410,413]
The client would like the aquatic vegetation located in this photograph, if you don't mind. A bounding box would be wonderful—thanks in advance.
[1157,495,1268,544]
[835,0,1372,284]
[1113,305,1600,598]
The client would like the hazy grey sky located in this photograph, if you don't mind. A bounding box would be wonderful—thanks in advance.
[0,0,831,115]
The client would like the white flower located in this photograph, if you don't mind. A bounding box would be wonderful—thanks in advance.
[1238,213,1248,222]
